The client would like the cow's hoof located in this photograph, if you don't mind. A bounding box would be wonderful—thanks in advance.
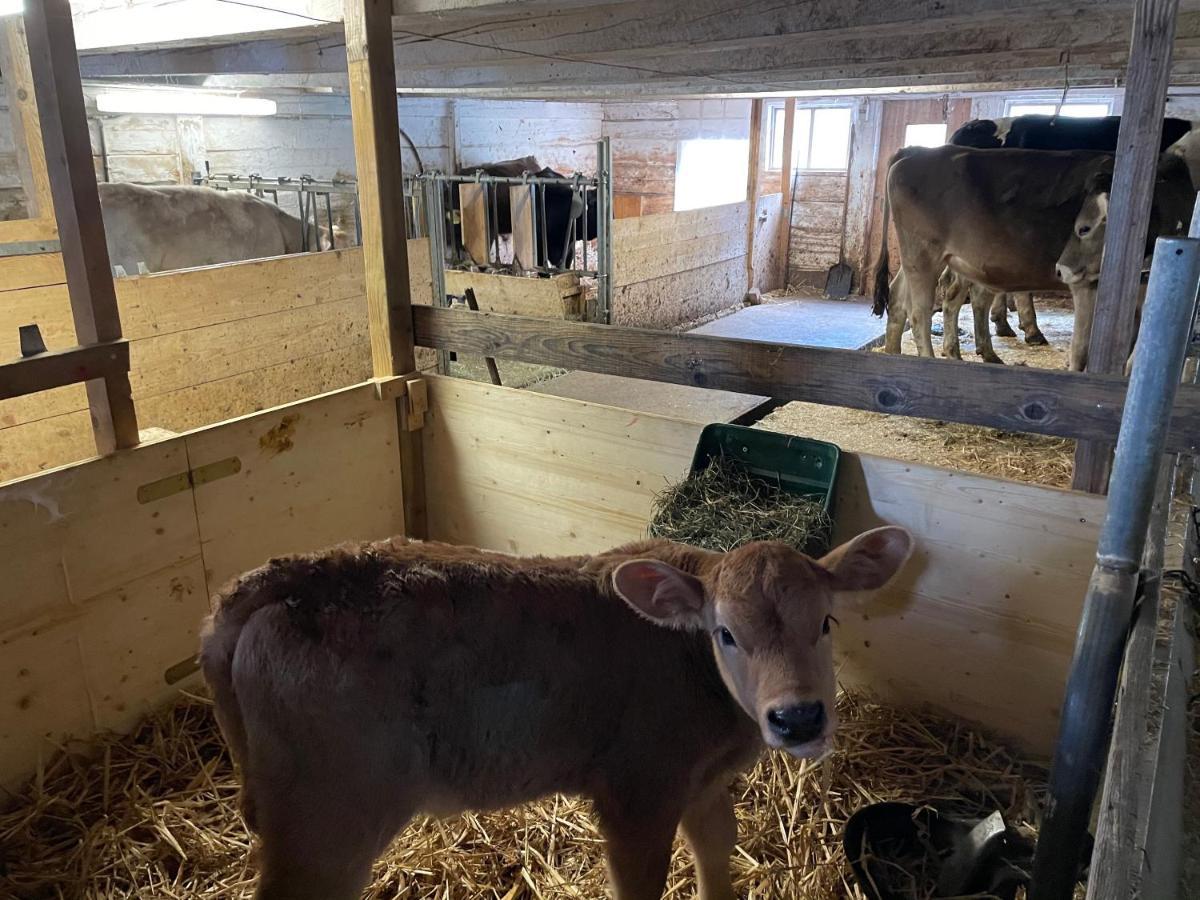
[979,352,1005,364]
[993,320,1017,338]
[943,349,962,361]
[1024,331,1049,346]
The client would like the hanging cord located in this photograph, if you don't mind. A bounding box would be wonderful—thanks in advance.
[1051,51,1072,123]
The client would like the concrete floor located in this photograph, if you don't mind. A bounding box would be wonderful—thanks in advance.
[691,296,884,349]
[524,295,882,423]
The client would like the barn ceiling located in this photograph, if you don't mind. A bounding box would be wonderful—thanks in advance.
[75,0,1200,98]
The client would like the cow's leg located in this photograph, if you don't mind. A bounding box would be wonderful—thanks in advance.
[597,792,681,900]
[941,277,967,360]
[1068,283,1097,371]
[1125,284,1148,376]
[883,269,908,354]
[251,778,409,900]
[680,783,738,900]
[991,293,1017,338]
[905,266,939,358]
[1015,293,1048,345]
[971,289,1004,364]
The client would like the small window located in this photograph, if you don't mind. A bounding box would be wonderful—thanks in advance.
[904,123,948,148]
[674,138,749,211]
[1007,100,1112,118]
[778,106,852,171]
[767,104,787,170]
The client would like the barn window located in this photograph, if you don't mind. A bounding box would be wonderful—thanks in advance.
[765,105,853,172]
[1006,100,1112,118]
[904,123,948,148]
[673,138,750,211]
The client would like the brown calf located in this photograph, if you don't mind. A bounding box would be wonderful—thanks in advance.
[200,529,913,900]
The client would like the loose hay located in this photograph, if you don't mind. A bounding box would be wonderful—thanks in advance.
[647,455,832,554]
[0,690,1050,900]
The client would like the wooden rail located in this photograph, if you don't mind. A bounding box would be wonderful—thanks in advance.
[413,306,1200,453]
[0,340,128,401]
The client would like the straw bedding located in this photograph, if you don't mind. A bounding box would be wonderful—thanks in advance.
[0,690,1050,900]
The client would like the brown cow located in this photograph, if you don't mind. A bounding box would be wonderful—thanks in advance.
[200,529,914,900]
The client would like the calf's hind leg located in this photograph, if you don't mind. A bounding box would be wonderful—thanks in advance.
[990,293,1017,338]
[1014,293,1047,345]
[680,783,738,900]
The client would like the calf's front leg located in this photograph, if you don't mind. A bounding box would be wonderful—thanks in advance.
[596,793,682,900]
[680,783,738,900]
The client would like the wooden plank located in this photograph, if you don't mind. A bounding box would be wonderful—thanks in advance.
[23,0,137,454]
[345,0,425,541]
[830,452,1102,754]
[0,251,65,292]
[745,99,764,294]
[421,375,1100,752]
[612,255,746,328]
[0,18,53,223]
[345,0,415,377]
[0,339,128,401]
[509,184,537,270]
[777,98,796,284]
[444,269,581,319]
[185,383,406,590]
[0,435,205,788]
[1074,0,1181,493]
[614,193,644,219]
[458,182,490,266]
[413,306,1200,453]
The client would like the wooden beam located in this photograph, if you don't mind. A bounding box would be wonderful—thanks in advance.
[1073,0,1181,494]
[412,306,1200,453]
[0,340,128,401]
[23,0,138,455]
[777,98,797,287]
[0,19,54,228]
[345,0,427,538]
[745,98,764,294]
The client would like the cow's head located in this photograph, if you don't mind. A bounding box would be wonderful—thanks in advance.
[1056,170,1111,286]
[611,527,914,759]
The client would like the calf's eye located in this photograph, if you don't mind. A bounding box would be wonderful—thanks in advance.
[1078,225,1092,237]
[717,626,737,648]
[822,615,838,635]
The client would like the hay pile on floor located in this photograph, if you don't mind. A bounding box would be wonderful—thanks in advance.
[0,690,1049,900]
[648,455,832,554]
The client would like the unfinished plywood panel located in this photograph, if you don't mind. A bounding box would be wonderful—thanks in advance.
[458,182,489,265]
[508,183,537,270]
[423,377,1098,752]
[0,437,206,787]
[613,201,748,327]
[0,242,433,482]
[185,383,405,589]
[444,269,582,319]
[788,172,847,284]
[423,375,700,555]
[831,453,1102,755]
[752,193,784,293]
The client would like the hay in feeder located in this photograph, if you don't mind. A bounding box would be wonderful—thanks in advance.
[647,455,832,554]
[0,689,1056,900]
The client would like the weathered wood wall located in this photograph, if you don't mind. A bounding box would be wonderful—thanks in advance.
[0,241,433,482]
[455,99,602,175]
[787,171,847,288]
[421,375,1103,755]
[0,381,407,789]
[612,201,749,327]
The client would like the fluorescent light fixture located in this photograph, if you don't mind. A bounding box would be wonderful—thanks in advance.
[95,90,276,117]
[0,0,23,17]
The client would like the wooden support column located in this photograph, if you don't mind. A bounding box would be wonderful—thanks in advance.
[22,0,137,454]
[0,18,53,226]
[1072,0,1180,493]
[345,0,427,538]
[777,98,796,287]
[745,99,764,294]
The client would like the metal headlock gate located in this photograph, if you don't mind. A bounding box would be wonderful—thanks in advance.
[192,170,429,248]
[416,138,614,323]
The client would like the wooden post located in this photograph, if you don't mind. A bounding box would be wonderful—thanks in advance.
[0,18,53,224]
[777,98,797,287]
[1072,0,1180,493]
[345,0,427,538]
[745,99,764,294]
[22,0,137,454]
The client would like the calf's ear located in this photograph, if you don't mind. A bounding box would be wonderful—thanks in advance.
[612,560,706,628]
[818,527,914,593]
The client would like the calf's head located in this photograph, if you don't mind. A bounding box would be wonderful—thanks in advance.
[612,527,913,758]
[1056,171,1110,287]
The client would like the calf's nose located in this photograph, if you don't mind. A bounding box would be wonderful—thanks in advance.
[767,702,826,745]
[1055,263,1077,284]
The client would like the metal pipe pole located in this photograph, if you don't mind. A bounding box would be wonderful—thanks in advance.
[596,137,613,324]
[1029,236,1200,900]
